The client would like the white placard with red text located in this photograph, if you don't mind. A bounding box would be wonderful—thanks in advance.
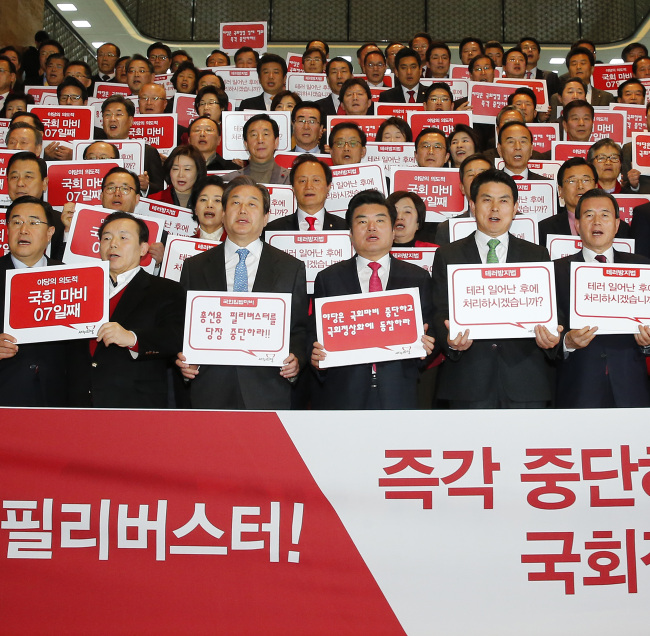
[93,82,131,100]
[0,118,9,149]
[215,69,260,108]
[154,74,175,100]
[265,184,297,222]
[220,22,267,54]
[3,262,109,343]
[615,194,650,225]
[24,86,57,104]
[62,205,163,274]
[592,110,626,144]
[364,142,417,168]
[592,63,633,92]
[420,77,469,101]
[516,180,557,222]
[325,162,386,216]
[130,114,177,153]
[570,261,650,333]
[449,216,539,245]
[391,167,464,221]
[467,82,519,123]
[0,149,17,206]
[632,131,650,175]
[73,139,145,175]
[45,160,122,208]
[315,288,426,368]
[135,197,198,237]
[286,52,303,73]
[266,231,353,294]
[374,103,424,119]
[160,236,221,282]
[448,262,558,339]
[552,141,592,161]
[547,234,635,260]
[494,78,548,109]
[0,219,7,257]
[390,247,438,275]
[528,123,559,154]
[326,115,387,138]
[183,290,290,365]
[221,110,291,159]
[408,111,473,138]
[28,105,94,143]
[172,94,198,128]
[286,73,330,101]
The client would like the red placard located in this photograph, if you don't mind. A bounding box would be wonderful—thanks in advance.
[0,149,18,206]
[24,86,57,104]
[286,52,303,73]
[592,63,633,91]
[274,152,332,169]
[29,106,93,142]
[374,103,424,120]
[172,94,198,128]
[632,131,650,171]
[528,123,559,154]
[220,22,266,52]
[494,78,548,107]
[46,161,120,207]
[592,110,626,144]
[611,104,647,141]
[326,115,387,137]
[6,265,105,330]
[0,219,8,257]
[552,141,592,161]
[614,194,650,225]
[93,82,131,100]
[408,111,472,138]
[469,82,518,122]
[130,114,177,151]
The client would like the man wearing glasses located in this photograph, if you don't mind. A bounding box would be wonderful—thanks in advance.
[362,50,390,88]
[414,127,449,168]
[291,102,324,154]
[147,42,172,75]
[93,42,120,83]
[126,55,154,96]
[327,122,366,166]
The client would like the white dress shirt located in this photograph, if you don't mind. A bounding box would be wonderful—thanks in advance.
[297,208,326,231]
[224,237,263,292]
[474,230,510,264]
[356,253,391,292]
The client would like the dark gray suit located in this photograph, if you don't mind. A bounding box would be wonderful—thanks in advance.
[222,162,291,185]
[236,93,268,111]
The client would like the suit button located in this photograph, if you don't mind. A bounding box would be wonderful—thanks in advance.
[491,344,498,350]
[92,362,98,368]
[601,353,607,358]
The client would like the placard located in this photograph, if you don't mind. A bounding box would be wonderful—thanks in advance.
[570,261,650,333]
[494,78,549,108]
[419,77,469,101]
[631,131,650,175]
[285,52,303,73]
[62,205,163,274]
[467,82,518,123]
[274,152,332,170]
[610,103,647,142]
[315,288,426,367]
[390,247,438,274]
[24,86,57,104]
[285,73,330,101]
[374,103,424,119]
[515,180,557,222]
[266,231,353,294]
[408,111,473,138]
[552,141,592,161]
[592,63,633,92]
[73,139,145,175]
[135,197,197,237]
[266,184,297,221]
[325,163,386,216]
[614,193,650,225]
[220,22,267,54]
[154,74,175,100]
[221,110,291,159]
[0,118,9,149]
[391,167,465,221]
[28,105,93,142]
[592,110,626,144]
[3,262,109,343]
[0,219,7,257]
[448,262,557,339]
[363,142,417,168]
[130,114,177,153]
[160,236,220,282]
[93,82,131,100]
[326,115,387,139]
[214,69,261,109]
[183,291,290,365]
[448,216,539,245]
[547,235,635,260]
[528,123,559,154]
[0,148,17,206]
[172,93,198,128]
[45,160,122,207]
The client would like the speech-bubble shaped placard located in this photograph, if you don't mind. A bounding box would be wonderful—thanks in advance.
[183,291,291,365]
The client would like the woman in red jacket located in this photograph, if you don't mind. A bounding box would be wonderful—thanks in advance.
[149,145,207,208]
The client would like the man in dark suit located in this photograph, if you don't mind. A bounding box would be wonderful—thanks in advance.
[265,155,348,233]
[0,196,78,406]
[519,37,560,97]
[310,190,435,409]
[315,57,353,116]
[497,121,550,180]
[291,102,325,154]
[237,54,287,112]
[378,48,428,103]
[432,170,557,408]
[553,189,650,407]
[177,176,308,410]
[92,42,120,83]
[71,212,186,408]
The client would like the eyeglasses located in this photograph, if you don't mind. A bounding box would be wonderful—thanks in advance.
[333,139,361,148]
[139,95,165,102]
[428,96,450,103]
[127,68,149,75]
[148,54,168,61]
[564,177,594,186]
[98,52,117,58]
[365,62,386,69]
[303,57,322,63]
[9,218,49,228]
[295,117,319,126]
[419,143,445,151]
[60,94,82,102]
[594,154,621,163]
[103,185,135,194]
[198,99,220,107]
[472,65,493,72]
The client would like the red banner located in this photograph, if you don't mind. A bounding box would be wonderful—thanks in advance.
[29,106,93,142]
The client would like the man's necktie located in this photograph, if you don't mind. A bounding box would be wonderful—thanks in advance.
[487,239,500,264]
[306,216,316,231]
[233,248,249,292]
[336,103,345,114]
[595,254,607,263]
[102,75,111,81]
[369,262,383,292]
[512,174,524,180]
[407,90,416,103]
[525,71,532,79]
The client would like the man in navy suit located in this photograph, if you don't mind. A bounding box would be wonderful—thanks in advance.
[310,190,435,409]
[378,48,428,103]
[237,53,287,112]
[553,189,650,407]
[432,170,558,408]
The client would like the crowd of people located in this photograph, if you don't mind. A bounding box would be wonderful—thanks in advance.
[1,30,650,410]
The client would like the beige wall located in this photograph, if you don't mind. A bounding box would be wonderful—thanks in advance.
[1,0,44,49]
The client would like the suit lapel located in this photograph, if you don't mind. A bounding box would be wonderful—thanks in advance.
[205,243,228,291]
[111,269,149,322]
[338,257,363,294]
[252,243,278,292]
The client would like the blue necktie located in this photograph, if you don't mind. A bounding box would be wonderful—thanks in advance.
[233,248,249,292]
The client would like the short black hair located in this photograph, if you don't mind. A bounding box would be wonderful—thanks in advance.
[234,47,260,64]
[408,33,432,49]
[622,42,648,60]
[497,120,532,145]
[7,122,43,147]
[38,39,64,56]
[188,115,221,136]
[195,85,229,113]
[102,166,141,194]
[7,151,47,180]
[559,75,588,95]
[562,99,594,120]
[171,61,198,91]
[325,57,353,75]
[6,195,55,226]
[459,37,484,58]
[271,90,302,111]
[0,55,16,75]
[243,113,279,140]
[291,101,323,124]
[189,174,225,218]
[207,49,230,65]
[99,211,149,242]
[394,47,421,68]
[566,46,595,68]
[386,190,426,229]
[162,145,207,188]
[449,124,480,154]
[617,78,646,100]
[518,36,540,51]
[65,60,92,80]
[339,77,372,102]
[222,175,270,215]
[127,54,154,75]
[375,116,413,142]
[459,153,491,180]
[557,157,598,186]
[424,82,453,102]
[414,126,446,150]
[328,121,367,148]
[10,111,44,131]
[147,42,172,59]
[257,53,287,77]
[468,54,495,73]
[507,86,537,108]
[306,40,330,56]
[632,56,650,75]
[346,189,396,227]
[289,154,332,186]
[426,41,451,60]
[302,47,327,66]
[469,169,518,203]
[57,76,88,102]
[98,42,121,57]
[101,94,136,116]
[574,188,619,219]
[503,47,525,64]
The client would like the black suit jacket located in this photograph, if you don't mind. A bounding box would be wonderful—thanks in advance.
[315,94,337,117]
[553,250,650,407]
[0,255,82,406]
[378,84,428,103]
[180,241,308,409]
[264,211,348,234]
[535,68,560,97]
[311,256,434,409]
[71,269,186,408]
[237,93,268,111]
[631,203,650,258]
[432,233,556,403]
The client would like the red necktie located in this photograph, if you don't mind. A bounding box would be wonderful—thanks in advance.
[407,90,416,104]
[512,175,524,180]
[525,71,532,79]
[306,216,316,231]
[595,254,607,263]
[369,262,382,292]
[336,103,345,114]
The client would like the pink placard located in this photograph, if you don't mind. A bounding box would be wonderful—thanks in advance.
[130,114,177,152]
[220,22,267,52]
[29,106,93,142]
[408,111,472,138]
[46,160,120,206]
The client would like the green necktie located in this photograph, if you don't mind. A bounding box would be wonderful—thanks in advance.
[487,238,500,264]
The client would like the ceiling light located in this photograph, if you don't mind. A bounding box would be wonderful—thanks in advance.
[72,20,91,27]
[57,3,77,10]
